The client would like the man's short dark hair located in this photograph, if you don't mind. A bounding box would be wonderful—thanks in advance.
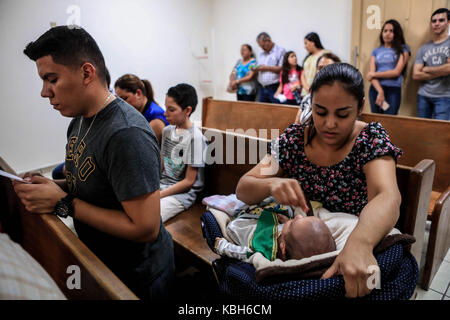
[256,32,271,42]
[167,83,198,114]
[105,67,111,88]
[431,8,450,20]
[23,26,108,85]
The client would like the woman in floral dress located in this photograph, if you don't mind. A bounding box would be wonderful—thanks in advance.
[236,63,402,298]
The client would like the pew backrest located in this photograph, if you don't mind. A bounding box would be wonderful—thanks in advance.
[360,113,449,193]
[202,97,298,139]
[201,98,448,193]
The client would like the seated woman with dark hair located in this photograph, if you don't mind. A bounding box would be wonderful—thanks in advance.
[236,63,402,298]
[316,52,341,72]
[114,74,169,145]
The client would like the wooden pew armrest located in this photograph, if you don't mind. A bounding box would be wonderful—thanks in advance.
[20,211,138,300]
[421,185,450,289]
[432,186,450,218]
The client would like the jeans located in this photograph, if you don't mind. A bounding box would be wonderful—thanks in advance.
[417,94,450,120]
[369,85,402,115]
[257,83,279,103]
[237,93,256,101]
[284,99,299,106]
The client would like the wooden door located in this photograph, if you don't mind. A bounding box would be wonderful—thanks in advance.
[351,0,449,116]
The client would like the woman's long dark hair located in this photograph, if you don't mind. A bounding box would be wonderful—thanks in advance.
[303,32,325,67]
[379,19,408,76]
[306,63,364,145]
[281,51,302,85]
[114,74,158,105]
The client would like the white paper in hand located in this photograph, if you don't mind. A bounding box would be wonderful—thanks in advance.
[381,101,390,111]
[277,94,287,103]
[0,170,31,183]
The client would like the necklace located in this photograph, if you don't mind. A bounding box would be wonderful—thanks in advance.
[76,93,113,146]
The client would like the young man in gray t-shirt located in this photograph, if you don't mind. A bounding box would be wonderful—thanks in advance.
[413,8,450,120]
[17,26,174,300]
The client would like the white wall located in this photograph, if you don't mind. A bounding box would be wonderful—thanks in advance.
[0,0,352,173]
[0,0,213,173]
[212,0,353,100]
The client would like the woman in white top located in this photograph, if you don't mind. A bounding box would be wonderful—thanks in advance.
[301,32,329,96]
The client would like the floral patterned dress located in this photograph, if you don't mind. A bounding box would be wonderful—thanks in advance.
[271,122,402,216]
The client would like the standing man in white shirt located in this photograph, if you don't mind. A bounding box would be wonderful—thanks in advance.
[254,32,286,103]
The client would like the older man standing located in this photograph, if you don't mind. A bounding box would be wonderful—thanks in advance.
[254,32,286,103]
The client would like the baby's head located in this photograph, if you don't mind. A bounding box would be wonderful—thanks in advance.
[277,215,336,261]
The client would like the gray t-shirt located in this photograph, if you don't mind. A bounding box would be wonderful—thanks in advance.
[65,97,173,291]
[160,125,207,209]
[415,37,450,98]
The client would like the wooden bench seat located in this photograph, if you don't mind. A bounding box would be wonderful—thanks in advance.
[165,204,219,266]
[200,98,448,290]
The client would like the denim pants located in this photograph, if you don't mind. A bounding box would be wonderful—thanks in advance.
[237,93,256,101]
[257,83,279,103]
[417,94,450,120]
[369,85,402,115]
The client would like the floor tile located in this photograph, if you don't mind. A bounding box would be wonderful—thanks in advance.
[415,287,443,300]
[429,260,450,294]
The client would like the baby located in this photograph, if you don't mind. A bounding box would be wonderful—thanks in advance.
[214,208,336,261]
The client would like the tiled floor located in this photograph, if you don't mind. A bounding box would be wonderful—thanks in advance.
[415,248,450,300]
[41,165,449,300]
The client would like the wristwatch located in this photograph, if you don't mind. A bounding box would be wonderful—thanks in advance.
[54,194,75,218]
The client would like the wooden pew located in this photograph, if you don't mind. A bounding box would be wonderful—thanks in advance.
[0,161,138,300]
[163,128,435,281]
[202,97,298,139]
[201,98,449,290]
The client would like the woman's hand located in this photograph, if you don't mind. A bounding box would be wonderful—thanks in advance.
[322,240,378,298]
[367,71,376,81]
[375,91,385,107]
[269,178,310,214]
[229,80,238,90]
[13,175,67,214]
[289,83,301,92]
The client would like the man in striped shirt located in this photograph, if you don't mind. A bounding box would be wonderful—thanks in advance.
[254,32,286,103]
